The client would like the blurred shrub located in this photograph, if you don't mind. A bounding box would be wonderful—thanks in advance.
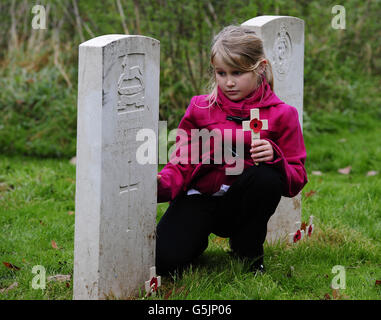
[0,62,76,157]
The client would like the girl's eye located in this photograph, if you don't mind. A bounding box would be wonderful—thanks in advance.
[216,70,243,76]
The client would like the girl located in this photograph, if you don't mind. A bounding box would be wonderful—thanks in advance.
[156,25,307,275]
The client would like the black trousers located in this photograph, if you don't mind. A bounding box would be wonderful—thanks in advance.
[155,163,284,275]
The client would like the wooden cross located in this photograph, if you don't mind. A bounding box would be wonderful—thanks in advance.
[242,108,269,143]
[144,266,161,297]
[289,216,315,243]
[306,215,314,237]
[289,221,304,243]
[242,108,269,165]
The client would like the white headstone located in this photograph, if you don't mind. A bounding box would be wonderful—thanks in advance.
[73,35,160,299]
[241,16,305,243]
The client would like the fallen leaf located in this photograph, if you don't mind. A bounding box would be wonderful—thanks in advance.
[305,190,316,198]
[2,262,20,271]
[51,240,58,249]
[375,280,381,286]
[0,183,14,192]
[338,166,351,175]
[0,282,18,293]
[312,171,323,176]
[68,211,75,215]
[47,274,71,282]
[367,171,378,176]
[65,282,70,288]
[324,293,331,300]
[332,289,350,300]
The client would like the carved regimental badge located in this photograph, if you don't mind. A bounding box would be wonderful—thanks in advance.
[271,23,292,81]
[117,55,145,113]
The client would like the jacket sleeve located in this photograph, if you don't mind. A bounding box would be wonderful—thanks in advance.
[264,105,308,197]
[157,97,198,203]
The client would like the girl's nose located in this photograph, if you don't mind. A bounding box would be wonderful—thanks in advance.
[227,78,235,87]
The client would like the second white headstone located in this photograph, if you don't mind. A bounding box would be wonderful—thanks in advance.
[242,16,305,243]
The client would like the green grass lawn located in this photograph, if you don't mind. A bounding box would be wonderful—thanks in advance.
[0,121,380,300]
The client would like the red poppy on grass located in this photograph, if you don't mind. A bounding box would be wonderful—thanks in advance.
[293,230,302,243]
[249,118,263,133]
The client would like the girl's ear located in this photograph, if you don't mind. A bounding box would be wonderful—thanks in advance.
[258,60,267,75]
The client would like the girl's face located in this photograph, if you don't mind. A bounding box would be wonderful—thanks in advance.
[213,55,259,101]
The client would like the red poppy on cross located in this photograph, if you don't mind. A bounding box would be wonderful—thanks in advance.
[242,108,269,143]
[293,229,302,243]
[307,216,315,237]
[289,221,305,243]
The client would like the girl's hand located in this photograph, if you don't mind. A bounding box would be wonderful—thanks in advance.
[250,139,274,163]
[157,175,162,184]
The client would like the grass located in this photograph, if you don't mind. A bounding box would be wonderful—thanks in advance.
[155,170,381,300]
[0,116,380,300]
[0,157,75,299]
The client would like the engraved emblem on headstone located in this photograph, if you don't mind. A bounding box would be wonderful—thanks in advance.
[117,55,145,113]
[271,23,292,80]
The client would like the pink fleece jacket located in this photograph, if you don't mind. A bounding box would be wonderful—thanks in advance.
[158,78,308,203]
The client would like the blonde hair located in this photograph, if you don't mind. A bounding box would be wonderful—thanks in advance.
[205,25,274,107]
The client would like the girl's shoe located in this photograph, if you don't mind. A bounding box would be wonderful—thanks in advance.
[250,261,266,274]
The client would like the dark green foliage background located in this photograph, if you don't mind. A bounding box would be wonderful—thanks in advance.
[0,0,380,158]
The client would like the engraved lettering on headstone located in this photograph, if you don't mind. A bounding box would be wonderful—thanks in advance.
[120,160,139,193]
[118,126,140,195]
[272,23,292,80]
[117,54,145,114]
